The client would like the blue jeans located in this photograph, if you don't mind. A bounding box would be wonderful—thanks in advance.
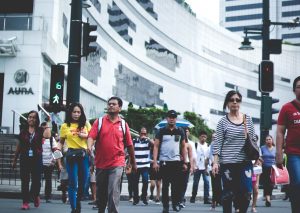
[66,154,89,211]
[191,169,210,200]
[220,162,252,213]
[287,154,300,213]
[132,167,149,201]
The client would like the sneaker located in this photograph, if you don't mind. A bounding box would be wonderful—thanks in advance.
[149,195,154,201]
[179,202,185,208]
[129,197,133,202]
[92,205,98,210]
[204,199,212,204]
[190,197,195,203]
[133,201,139,205]
[88,201,96,205]
[155,199,161,205]
[172,205,180,212]
[34,196,40,207]
[142,200,148,205]
[21,203,29,210]
[62,193,67,203]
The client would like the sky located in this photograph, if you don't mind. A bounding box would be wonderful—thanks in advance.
[184,0,220,24]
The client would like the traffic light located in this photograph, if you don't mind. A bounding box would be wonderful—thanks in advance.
[261,95,279,130]
[259,60,274,93]
[82,22,97,57]
[49,65,64,112]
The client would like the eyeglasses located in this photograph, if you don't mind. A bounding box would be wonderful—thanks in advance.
[140,133,147,136]
[229,98,241,103]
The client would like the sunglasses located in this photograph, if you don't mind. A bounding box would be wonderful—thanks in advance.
[229,98,241,103]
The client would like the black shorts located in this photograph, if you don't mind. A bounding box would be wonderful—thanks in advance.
[149,163,162,180]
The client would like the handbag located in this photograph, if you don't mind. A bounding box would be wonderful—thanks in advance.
[66,148,86,162]
[270,165,290,185]
[243,115,259,160]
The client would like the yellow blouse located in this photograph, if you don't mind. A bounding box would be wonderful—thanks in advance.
[60,122,91,149]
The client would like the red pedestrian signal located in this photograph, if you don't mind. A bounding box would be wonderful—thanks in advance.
[259,61,274,92]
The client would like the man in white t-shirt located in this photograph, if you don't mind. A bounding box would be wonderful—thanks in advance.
[190,130,211,204]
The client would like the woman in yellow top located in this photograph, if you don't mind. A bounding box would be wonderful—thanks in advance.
[58,103,91,213]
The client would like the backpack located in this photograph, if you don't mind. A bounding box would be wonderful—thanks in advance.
[95,116,127,147]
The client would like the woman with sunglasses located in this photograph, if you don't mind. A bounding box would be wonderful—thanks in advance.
[12,110,51,210]
[212,90,257,213]
[58,103,91,213]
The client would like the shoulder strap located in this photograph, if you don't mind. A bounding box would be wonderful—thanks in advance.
[97,116,103,133]
[243,114,248,138]
[120,118,127,147]
[50,136,53,152]
[95,117,103,143]
[291,101,300,113]
[195,142,198,150]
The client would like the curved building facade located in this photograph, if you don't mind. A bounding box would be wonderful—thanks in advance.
[0,0,299,134]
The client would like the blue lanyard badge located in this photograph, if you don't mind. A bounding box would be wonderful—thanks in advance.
[28,132,35,157]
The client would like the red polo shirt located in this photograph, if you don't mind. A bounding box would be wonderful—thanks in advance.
[88,115,133,169]
[277,100,300,155]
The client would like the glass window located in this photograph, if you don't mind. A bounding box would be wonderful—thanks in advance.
[226,14,262,22]
[226,3,262,12]
[282,10,300,17]
[5,16,30,30]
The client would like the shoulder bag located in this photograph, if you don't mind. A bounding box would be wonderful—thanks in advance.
[243,115,259,160]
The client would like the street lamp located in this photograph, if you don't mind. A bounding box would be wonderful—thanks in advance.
[238,0,300,146]
[239,37,254,50]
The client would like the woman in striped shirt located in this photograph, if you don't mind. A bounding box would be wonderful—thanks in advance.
[212,90,256,213]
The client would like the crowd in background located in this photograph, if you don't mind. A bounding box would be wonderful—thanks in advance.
[11,75,300,213]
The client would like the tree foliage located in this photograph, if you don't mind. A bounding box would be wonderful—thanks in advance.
[119,105,213,142]
[183,111,214,143]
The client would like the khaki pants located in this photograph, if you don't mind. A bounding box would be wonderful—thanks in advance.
[96,167,123,213]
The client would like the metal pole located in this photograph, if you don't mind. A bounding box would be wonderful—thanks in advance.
[66,0,82,106]
[260,0,270,146]
[12,111,15,134]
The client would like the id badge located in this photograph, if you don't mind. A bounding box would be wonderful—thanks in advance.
[28,149,33,157]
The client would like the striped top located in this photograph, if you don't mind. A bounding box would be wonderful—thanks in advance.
[213,114,256,164]
[133,137,151,168]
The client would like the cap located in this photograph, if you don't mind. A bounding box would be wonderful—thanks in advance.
[167,110,177,118]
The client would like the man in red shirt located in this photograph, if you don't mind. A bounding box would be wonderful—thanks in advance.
[276,76,300,213]
[88,97,136,213]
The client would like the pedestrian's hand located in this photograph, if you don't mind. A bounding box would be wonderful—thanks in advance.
[189,167,194,175]
[58,164,64,172]
[131,163,137,173]
[11,159,16,169]
[182,163,188,172]
[276,153,284,168]
[212,163,219,177]
[153,162,160,172]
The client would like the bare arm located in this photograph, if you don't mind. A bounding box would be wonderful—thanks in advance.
[276,124,286,166]
[153,139,160,171]
[87,137,95,155]
[43,127,51,138]
[127,145,137,172]
[56,137,65,171]
[187,143,194,174]
[12,142,20,168]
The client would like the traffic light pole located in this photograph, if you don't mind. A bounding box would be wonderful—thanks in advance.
[260,0,270,146]
[66,0,82,106]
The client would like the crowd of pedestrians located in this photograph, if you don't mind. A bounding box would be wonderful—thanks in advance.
[10,75,300,213]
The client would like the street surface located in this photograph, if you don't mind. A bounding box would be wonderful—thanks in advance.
[0,198,291,213]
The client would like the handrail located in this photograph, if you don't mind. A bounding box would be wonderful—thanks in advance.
[11,110,27,135]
